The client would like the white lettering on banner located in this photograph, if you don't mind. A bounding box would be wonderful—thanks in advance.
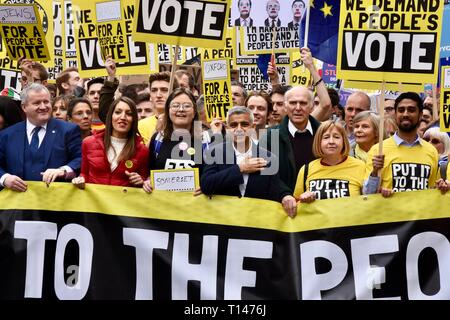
[406,232,450,300]
[138,0,226,39]
[224,239,273,300]
[123,228,169,300]
[54,224,93,300]
[343,32,435,72]
[14,221,58,299]
[391,163,431,192]
[300,240,348,300]
[351,235,400,300]
[171,234,218,299]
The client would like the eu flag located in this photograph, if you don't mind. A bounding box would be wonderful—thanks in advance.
[307,0,340,65]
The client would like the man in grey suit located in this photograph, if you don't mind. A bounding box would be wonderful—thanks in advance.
[288,0,306,28]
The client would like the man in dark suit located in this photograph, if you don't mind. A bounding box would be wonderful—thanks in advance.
[264,0,281,27]
[234,0,253,26]
[287,0,306,28]
[260,48,332,217]
[201,106,281,202]
[0,83,82,192]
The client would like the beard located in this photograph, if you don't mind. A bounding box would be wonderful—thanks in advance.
[398,119,419,132]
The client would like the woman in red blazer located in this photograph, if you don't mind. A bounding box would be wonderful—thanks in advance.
[72,96,149,188]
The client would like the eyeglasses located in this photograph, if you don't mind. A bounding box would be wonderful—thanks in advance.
[423,137,442,144]
[169,103,193,110]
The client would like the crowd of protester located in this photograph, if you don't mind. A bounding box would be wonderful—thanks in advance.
[0,48,449,218]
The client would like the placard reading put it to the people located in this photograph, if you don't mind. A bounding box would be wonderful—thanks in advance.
[150,168,199,192]
[440,66,450,132]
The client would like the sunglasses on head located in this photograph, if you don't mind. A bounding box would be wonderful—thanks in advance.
[423,137,441,144]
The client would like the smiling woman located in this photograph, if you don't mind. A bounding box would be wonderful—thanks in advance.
[293,120,366,204]
[71,96,149,188]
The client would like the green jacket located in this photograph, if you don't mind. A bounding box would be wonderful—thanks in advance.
[260,115,321,198]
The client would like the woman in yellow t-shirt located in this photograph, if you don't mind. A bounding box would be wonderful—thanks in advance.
[293,120,366,203]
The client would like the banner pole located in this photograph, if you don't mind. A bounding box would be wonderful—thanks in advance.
[169,45,179,92]
[378,81,386,158]
[304,3,310,48]
[432,83,438,121]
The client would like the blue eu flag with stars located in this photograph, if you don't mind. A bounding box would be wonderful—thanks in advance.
[307,0,340,65]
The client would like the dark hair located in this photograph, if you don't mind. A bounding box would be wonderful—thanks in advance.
[86,77,104,92]
[149,71,170,88]
[162,88,199,141]
[327,88,340,107]
[121,83,148,103]
[28,61,49,81]
[422,103,433,115]
[271,85,291,97]
[175,69,195,90]
[245,90,273,115]
[104,96,140,163]
[394,92,423,112]
[231,80,248,99]
[136,92,150,104]
[238,0,252,7]
[0,96,23,130]
[292,0,305,7]
[56,67,79,94]
[67,97,93,118]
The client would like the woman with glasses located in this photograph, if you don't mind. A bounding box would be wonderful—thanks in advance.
[72,96,149,188]
[423,127,450,166]
[67,97,93,140]
[293,120,366,204]
[143,88,206,195]
[52,95,71,121]
[349,111,386,162]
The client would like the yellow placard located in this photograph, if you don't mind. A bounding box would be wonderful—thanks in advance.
[440,66,450,132]
[63,0,77,67]
[344,79,424,92]
[72,0,155,78]
[336,0,444,87]
[201,48,233,122]
[290,50,311,87]
[95,0,129,63]
[0,3,50,61]
[133,0,231,49]
[150,168,200,192]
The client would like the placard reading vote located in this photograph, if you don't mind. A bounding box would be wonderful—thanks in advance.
[151,168,199,192]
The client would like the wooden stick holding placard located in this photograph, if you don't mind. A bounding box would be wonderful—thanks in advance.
[398,82,404,93]
[432,84,439,121]
[378,81,386,158]
[169,45,179,92]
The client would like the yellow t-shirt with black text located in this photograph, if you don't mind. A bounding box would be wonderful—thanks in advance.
[293,157,366,200]
[365,137,439,192]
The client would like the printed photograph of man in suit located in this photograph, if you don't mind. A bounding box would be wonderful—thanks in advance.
[235,0,253,26]
[264,0,282,27]
[288,0,306,29]
[0,83,82,192]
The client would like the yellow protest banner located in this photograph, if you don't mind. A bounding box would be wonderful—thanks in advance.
[133,0,231,48]
[95,0,129,63]
[441,66,450,133]
[201,48,233,122]
[337,0,444,89]
[73,0,155,78]
[0,3,50,61]
[290,50,311,87]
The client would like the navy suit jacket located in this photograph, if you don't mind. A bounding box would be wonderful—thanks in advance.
[0,118,82,180]
[201,142,282,202]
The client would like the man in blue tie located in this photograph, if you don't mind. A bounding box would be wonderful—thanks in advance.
[0,83,82,192]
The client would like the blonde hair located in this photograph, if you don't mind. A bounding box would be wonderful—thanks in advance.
[423,127,450,155]
[353,110,387,140]
[312,120,350,158]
